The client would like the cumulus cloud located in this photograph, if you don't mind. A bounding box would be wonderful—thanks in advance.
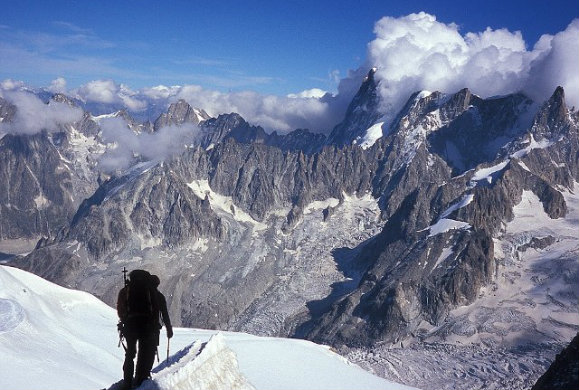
[97,116,201,172]
[367,12,579,123]
[77,79,118,103]
[76,79,147,111]
[141,85,182,100]
[526,19,579,109]
[48,77,67,94]
[0,90,83,135]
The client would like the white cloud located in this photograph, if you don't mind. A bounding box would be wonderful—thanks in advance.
[367,13,579,123]
[173,86,338,133]
[77,80,118,104]
[141,85,182,100]
[526,19,579,109]
[97,116,201,172]
[119,94,147,112]
[0,90,83,135]
[287,88,328,99]
[1,79,25,91]
[76,79,147,112]
[48,77,67,94]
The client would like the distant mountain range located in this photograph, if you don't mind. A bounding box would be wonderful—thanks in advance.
[1,69,577,389]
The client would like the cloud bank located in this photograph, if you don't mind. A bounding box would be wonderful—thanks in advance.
[0,90,83,135]
[368,13,579,122]
[71,81,346,134]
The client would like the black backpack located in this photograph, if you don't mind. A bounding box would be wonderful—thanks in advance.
[126,269,158,320]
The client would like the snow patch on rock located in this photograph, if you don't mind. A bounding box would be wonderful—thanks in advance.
[510,134,555,159]
[359,122,384,150]
[187,179,267,230]
[470,161,509,184]
[427,219,471,237]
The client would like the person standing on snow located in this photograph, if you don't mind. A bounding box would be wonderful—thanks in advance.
[117,270,172,389]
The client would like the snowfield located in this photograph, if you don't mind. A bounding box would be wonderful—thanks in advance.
[0,266,417,390]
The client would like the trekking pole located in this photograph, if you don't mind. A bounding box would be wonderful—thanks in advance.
[166,338,170,362]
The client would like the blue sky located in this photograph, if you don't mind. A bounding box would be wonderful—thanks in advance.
[1,0,577,96]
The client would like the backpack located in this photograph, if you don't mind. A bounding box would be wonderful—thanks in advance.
[125,269,158,321]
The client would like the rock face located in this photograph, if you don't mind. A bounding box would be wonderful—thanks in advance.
[532,332,579,390]
[0,96,107,241]
[0,133,75,239]
[0,96,16,122]
[4,76,578,389]
[426,90,533,173]
[69,161,226,258]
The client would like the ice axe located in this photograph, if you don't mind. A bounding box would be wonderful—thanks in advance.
[166,338,170,362]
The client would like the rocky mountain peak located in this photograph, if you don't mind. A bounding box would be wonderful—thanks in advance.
[154,99,211,131]
[325,68,382,147]
[206,112,247,130]
[530,86,570,140]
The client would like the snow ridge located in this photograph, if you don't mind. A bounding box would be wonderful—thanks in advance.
[141,334,255,390]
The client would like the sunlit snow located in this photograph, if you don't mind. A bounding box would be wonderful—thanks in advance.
[440,194,474,219]
[510,134,555,159]
[427,219,471,237]
[421,193,474,237]
[359,122,385,150]
[0,266,417,390]
[470,161,509,184]
[187,179,267,230]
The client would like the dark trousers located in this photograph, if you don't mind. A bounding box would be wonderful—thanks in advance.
[123,327,157,388]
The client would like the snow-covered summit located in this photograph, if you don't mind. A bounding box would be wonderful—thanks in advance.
[0,266,417,390]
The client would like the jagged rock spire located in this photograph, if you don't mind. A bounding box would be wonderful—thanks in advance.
[325,68,382,147]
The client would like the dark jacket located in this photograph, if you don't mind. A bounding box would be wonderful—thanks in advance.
[154,289,173,338]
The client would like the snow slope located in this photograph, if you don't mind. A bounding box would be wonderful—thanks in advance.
[0,266,417,390]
